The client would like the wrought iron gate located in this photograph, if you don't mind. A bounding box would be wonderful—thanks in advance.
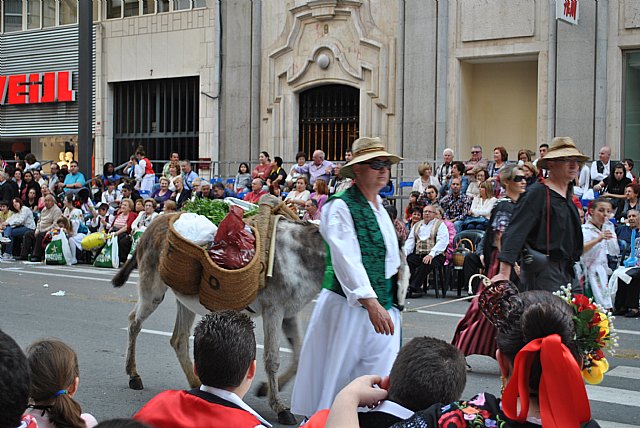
[299,85,359,161]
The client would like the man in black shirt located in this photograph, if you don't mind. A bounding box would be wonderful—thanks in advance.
[493,137,588,292]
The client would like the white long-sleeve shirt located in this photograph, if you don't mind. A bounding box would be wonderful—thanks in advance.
[591,160,611,183]
[403,219,449,258]
[6,206,36,229]
[320,196,401,308]
[469,196,497,218]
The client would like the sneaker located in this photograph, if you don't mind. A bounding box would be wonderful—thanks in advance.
[1,253,15,261]
[0,237,10,243]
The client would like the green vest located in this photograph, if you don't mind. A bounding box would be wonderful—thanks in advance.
[321,185,394,309]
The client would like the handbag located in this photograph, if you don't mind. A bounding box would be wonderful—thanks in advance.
[522,185,550,273]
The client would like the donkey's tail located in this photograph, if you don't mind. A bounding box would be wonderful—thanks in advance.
[112,251,138,288]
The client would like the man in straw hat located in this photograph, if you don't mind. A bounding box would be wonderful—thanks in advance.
[492,137,589,292]
[291,137,403,417]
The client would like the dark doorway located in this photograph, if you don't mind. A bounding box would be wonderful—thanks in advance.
[299,84,359,161]
[113,77,199,167]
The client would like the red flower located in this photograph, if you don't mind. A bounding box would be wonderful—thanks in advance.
[572,295,593,312]
[439,410,467,428]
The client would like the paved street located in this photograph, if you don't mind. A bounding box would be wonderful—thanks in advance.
[1,261,639,427]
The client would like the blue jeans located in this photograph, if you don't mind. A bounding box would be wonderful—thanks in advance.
[3,226,32,255]
[453,220,464,234]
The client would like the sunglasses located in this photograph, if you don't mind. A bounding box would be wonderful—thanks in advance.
[513,175,526,182]
[362,160,392,170]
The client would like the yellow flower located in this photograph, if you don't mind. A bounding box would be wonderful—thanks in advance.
[582,359,608,384]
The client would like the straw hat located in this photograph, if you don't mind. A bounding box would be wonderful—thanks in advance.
[537,137,589,170]
[340,137,402,179]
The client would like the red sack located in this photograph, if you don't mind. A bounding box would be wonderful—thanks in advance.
[208,205,256,269]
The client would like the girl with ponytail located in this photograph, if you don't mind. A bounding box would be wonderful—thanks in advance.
[24,339,97,428]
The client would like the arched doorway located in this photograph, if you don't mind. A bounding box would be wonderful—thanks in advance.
[298,85,359,161]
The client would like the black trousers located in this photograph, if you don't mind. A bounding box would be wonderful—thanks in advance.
[20,230,45,259]
[407,253,445,291]
[463,253,484,294]
[117,234,132,264]
[615,270,640,310]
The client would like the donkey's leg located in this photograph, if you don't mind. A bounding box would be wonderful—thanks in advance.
[126,280,167,390]
[276,315,302,391]
[169,300,200,388]
[262,308,297,425]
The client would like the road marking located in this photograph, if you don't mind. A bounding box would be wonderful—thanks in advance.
[607,366,640,380]
[129,327,293,354]
[29,264,139,278]
[0,268,137,285]
[598,422,640,428]
[414,310,465,318]
[616,329,640,337]
[586,385,640,407]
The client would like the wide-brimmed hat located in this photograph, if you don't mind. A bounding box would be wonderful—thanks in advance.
[537,137,589,170]
[341,137,402,179]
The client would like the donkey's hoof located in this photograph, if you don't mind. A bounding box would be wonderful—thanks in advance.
[256,382,269,397]
[277,410,297,425]
[129,376,144,390]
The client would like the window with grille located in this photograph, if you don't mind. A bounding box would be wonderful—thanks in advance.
[298,84,359,162]
[113,77,199,166]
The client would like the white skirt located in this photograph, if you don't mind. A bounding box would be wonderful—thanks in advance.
[290,289,401,416]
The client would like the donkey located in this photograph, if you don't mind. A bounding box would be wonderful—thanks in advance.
[112,213,325,424]
[113,210,409,425]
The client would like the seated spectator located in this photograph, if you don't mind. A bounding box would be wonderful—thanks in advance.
[327,164,353,195]
[519,161,537,188]
[310,179,329,211]
[266,156,287,189]
[121,184,141,205]
[162,200,177,214]
[132,199,159,232]
[269,183,283,199]
[109,198,137,264]
[21,170,40,202]
[0,329,37,428]
[412,162,440,193]
[517,148,532,164]
[33,169,46,187]
[62,194,88,264]
[252,151,272,182]
[212,182,236,200]
[0,200,12,223]
[0,197,36,261]
[197,182,214,199]
[89,203,114,234]
[287,151,308,188]
[285,177,311,209]
[386,205,408,243]
[435,205,457,267]
[102,180,122,207]
[404,205,449,297]
[465,168,487,199]
[417,185,439,207]
[487,146,509,179]
[234,162,252,194]
[404,191,422,224]
[60,161,86,195]
[305,337,467,428]
[302,199,321,222]
[13,168,25,196]
[151,177,172,210]
[171,177,191,210]
[595,163,632,211]
[20,194,63,262]
[134,198,144,213]
[24,339,98,427]
[24,187,40,214]
[243,179,267,204]
[624,158,635,182]
[405,206,423,234]
[37,184,50,211]
[612,211,640,318]
[166,163,181,192]
[24,153,42,172]
[616,183,640,221]
[440,161,469,197]
[162,152,180,179]
[191,177,203,196]
[134,311,270,428]
[0,170,19,203]
[463,181,497,231]
[293,150,334,186]
[48,163,61,193]
[439,177,473,233]
[101,162,122,186]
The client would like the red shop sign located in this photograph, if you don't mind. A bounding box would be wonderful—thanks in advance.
[0,71,76,105]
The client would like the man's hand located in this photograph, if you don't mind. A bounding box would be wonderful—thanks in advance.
[359,298,394,335]
[422,254,433,265]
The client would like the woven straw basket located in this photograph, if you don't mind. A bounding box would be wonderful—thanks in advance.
[198,224,262,311]
[158,212,204,295]
[452,238,474,268]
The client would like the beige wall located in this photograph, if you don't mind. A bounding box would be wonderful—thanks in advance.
[459,60,538,161]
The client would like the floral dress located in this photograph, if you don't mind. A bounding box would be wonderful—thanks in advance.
[581,222,619,309]
[390,393,601,428]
